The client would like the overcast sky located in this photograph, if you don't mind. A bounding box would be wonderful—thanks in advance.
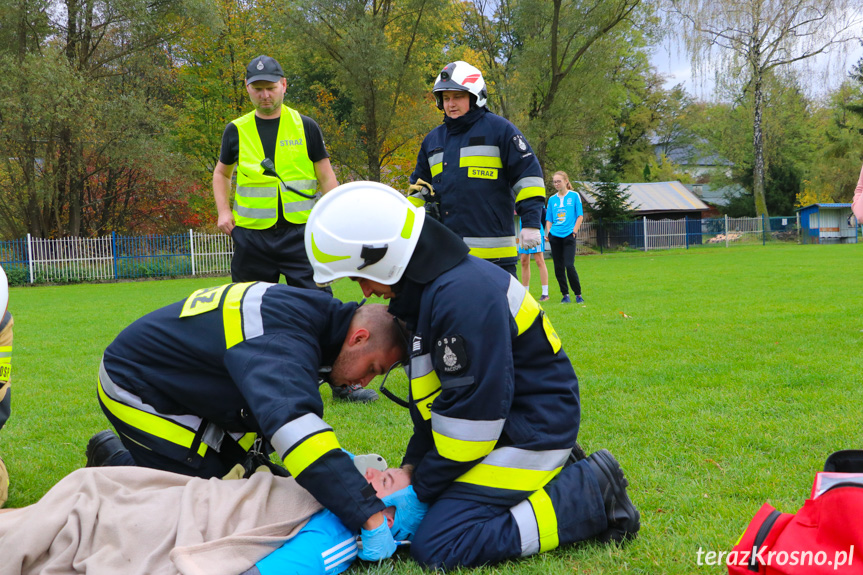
[651,41,863,102]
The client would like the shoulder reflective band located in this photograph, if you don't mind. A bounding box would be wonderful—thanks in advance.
[222,282,267,349]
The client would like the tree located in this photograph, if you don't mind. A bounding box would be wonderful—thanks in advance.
[171,0,278,178]
[689,71,820,216]
[0,0,209,238]
[581,168,635,220]
[461,0,651,178]
[669,0,862,220]
[272,0,450,184]
[800,58,863,205]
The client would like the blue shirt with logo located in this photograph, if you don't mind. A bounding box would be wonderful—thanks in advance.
[255,509,358,575]
[546,191,583,238]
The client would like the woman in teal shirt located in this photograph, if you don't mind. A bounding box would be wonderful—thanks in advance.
[545,171,584,304]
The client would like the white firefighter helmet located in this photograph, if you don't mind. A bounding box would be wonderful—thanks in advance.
[433,61,488,110]
[0,265,7,315]
[305,182,425,286]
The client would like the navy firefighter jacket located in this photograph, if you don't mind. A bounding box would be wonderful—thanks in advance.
[393,256,581,506]
[409,107,546,266]
[101,282,385,532]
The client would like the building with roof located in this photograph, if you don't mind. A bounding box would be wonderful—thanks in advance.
[653,141,742,216]
[796,203,858,244]
[575,181,710,248]
[576,180,709,220]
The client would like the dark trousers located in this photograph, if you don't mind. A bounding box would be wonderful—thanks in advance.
[411,460,607,570]
[231,224,331,293]
[548,234,581,296]
[97,394,240,479]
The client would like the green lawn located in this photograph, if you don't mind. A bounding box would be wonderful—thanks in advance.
[2,243,862,574]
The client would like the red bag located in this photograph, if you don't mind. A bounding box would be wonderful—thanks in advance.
[727,451,863,575]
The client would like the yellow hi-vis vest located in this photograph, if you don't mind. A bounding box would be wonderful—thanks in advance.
[232,106,318,228]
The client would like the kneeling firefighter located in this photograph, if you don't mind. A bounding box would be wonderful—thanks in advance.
[305,182,640,570]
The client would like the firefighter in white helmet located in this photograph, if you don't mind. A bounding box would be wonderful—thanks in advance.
[306,183,640,570]
[407,61,546,278]
[0,265,12,507]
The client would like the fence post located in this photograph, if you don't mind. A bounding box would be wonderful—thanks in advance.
[797,212,801,244]
[26,233,33,284]
[643,216,648,252]
[112,231,118,280]
[189,229,196,276]
[684,216,689,249]
[598,218,603,254]
[762,214,767,246]
[725,215,729,248]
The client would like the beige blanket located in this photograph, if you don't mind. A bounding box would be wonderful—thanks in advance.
[0,467,323,575]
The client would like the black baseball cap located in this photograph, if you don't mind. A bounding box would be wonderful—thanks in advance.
[245,55,284,85]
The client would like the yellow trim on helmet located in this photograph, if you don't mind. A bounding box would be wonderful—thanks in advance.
[311,233,350,264]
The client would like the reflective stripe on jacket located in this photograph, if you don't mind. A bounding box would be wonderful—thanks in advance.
[233,106,317,228]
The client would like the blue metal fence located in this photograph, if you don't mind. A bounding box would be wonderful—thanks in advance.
[0,231,232,285]
[113,232,193,279]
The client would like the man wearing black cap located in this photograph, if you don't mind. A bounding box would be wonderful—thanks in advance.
[212,56,375,403]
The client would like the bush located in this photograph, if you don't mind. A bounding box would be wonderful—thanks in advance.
[2,264,29,286]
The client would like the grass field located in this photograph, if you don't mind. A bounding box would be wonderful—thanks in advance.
[2,243,861,574]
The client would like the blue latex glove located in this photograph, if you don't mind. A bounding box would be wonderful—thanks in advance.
[381,485,429,541]
[357,519,397,561]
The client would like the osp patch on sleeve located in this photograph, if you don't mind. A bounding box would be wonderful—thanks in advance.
[435,334,469,376]
[512,134,529,153]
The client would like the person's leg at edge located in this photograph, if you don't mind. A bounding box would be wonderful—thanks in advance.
[520,253,531,289]
[533,252,549,300]
[563,235,582,300]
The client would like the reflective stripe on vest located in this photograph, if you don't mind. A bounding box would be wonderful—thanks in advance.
[232,106,317,228]
[462,236,518,260]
